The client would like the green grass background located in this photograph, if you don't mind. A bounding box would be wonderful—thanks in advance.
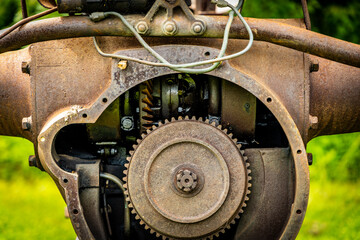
[1,0,360,239]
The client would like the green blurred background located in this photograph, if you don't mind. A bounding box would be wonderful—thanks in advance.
[0,0,359,239]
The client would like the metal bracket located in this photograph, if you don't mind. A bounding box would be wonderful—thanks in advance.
[135,0,206,35]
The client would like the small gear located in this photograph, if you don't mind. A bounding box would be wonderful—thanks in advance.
[124,116,251,240]
[139,80,155,132]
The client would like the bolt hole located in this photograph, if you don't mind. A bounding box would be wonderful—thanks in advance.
[204,51,210,57]
[296,209,302,214]
[73,209,79,215]
[266,97,272,103]
[297,149,302,154]
[185,179,190,183]
[82,113,87,118]
[63,178,68,183]
[102,98,108,103]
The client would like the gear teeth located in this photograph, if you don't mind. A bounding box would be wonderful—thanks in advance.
[122,176,127,182]
[123,117,252,240]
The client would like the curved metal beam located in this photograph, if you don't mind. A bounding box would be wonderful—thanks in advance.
[0,15,359,67]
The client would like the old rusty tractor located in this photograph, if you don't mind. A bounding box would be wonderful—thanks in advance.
[0,0,359,239]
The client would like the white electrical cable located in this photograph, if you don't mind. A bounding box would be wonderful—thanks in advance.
[93,0,253,74]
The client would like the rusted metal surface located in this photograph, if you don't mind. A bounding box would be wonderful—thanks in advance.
[221,80,257,140]
[125,118,250,239]
[236,148,295,240]
[37,0,57,9]
[33,43,309,239]
[308,56,360,140]
[0,48,32,140]
[0,15,359,67]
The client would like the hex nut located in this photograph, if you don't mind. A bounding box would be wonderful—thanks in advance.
[310,59,319,72]
[21,61,30,74]
[191,21,206,35]
[22,116,32,130]
[163,21,177,36]
[136,21,149,34]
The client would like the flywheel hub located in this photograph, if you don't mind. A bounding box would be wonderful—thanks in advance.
[124,117,251,239]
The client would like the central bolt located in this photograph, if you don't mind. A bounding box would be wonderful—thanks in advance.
[176,169,198,192]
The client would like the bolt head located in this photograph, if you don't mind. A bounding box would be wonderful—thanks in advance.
[191,22,205,35]
[118,60,128,70]
[136,21,149,34]
[163,21,177,35]
[193,24,202,33]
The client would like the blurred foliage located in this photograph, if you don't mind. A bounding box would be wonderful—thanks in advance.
[307,133,360,182]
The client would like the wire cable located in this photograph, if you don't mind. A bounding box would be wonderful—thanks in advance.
[92,0,253,74]
[0,7,57,40]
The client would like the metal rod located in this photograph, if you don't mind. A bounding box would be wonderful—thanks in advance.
[300,0,311,30]
[21,0,28,19]
[0,7,57,40]
[0,15,359,67]
[99,172,131,239]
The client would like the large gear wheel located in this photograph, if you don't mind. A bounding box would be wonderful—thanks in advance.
[124,117,251,240]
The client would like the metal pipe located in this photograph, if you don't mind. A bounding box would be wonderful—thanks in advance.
[0,15,359,67]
